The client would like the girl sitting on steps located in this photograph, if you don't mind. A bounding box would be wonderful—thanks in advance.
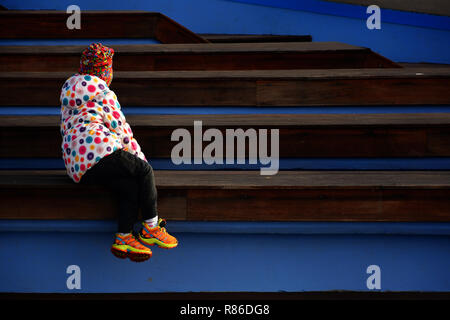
[59,43,177,262]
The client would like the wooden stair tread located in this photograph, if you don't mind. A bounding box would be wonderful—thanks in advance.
[200,34,312,43]
[0,67,448,106]
[2,67,448,79]
[0,42,366,54]
[2,170,449,189]
[0,42,399,71]
[2,113,450,158]
[1,170,449,222]
[2,113,450,127]
[0,11,207,43]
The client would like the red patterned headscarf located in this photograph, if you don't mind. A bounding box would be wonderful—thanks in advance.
[79,43,114,86]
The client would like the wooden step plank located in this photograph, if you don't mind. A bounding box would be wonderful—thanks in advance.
[0,42,399,71]
[0,170,449,221]
[187,188,450,222]
[2,67,449,80]
[0,42,365,54]
[2,170,450,188]
[3,113,450,127]
[1,126,447,158]
[1,113,449,158]
[0,11,208,44]
[200,34,312,43]
[0,180,186,220]
[399,63,450,68]
[0,67,448,106]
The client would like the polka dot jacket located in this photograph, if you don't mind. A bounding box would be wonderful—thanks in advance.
[60,74,147,183]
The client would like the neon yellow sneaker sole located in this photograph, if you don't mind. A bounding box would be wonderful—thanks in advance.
[111,244,152,262]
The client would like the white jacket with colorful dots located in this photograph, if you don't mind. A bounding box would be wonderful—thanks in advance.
[60,74,146,183]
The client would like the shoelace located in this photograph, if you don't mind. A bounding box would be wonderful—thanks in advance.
[122,235,145,249]
[158,219,171,238]
[142,219,170,239]
[160,219,169,233]
[148,227,167,240]
[159,227,167,234]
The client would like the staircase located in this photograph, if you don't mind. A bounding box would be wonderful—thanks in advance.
[1,10,449,295]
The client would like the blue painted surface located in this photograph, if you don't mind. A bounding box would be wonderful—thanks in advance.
[3,220,450,236]
[2,106,450,115]
[0,39,160,45]
[230,0,450,30]
[3,0,450,30]
[1,226,449,292]
[2,158,450,170]
[2,0,450,63]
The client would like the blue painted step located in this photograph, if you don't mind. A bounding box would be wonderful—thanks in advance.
[1,222,449,292]
[2,158,450,170]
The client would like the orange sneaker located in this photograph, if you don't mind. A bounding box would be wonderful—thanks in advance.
[111,233,152,262]
[139,218,178,249]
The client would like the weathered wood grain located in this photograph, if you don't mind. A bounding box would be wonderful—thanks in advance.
[1,170,449,221]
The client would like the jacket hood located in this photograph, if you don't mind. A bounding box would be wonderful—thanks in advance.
[60,74,109,110]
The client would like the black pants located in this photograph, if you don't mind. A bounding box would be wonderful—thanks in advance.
[80,149,158,233]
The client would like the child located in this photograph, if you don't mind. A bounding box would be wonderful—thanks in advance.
[60,43,177,262]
